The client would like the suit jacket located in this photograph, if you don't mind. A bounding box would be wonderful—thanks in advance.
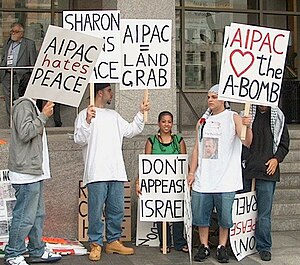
[0,37,37,82]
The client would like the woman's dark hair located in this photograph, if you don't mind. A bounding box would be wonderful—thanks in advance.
[18,71,32,97]
[158,111,173,122]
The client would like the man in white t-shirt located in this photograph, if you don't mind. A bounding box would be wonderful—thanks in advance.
[187,84,252,263]
[74,83,149,262]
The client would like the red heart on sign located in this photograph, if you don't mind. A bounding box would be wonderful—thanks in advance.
[229,49,254,77]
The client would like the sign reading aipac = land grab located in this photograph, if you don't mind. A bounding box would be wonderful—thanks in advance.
[230,191,258,261]
[219,23,290,107]
[138,154,188,222]
[63,10,121,83]
[24,25,104,107]
[121,19,172,90]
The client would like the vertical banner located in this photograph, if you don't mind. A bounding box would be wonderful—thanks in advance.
[230,191,257,261]
[184,180,192,263]
[121,19,172,90]
[138,154,188,222]
[0,170,16,241]
[78,180,131,242]
[24,25,104,107]
[219,23,290,106]
[63,11,121,83]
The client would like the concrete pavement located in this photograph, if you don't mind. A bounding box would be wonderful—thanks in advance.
[43,230,300,265]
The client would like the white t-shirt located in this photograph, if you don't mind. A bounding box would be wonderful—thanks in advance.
[193,109,243,193]
[74,108,144,186]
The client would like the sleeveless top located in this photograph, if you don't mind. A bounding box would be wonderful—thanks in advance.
[149,134,182,155]
[193,109,243,193]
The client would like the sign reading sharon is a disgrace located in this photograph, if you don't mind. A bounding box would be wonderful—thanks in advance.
[219,23,290,107]
[63,10,121,83]
[121,19,172,90]
[24,25,104,107]
[138,154,188,222]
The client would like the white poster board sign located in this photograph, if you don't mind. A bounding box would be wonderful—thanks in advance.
[63,10,121,83]
[138,154,188,222]
[219,23,290,107]
[24,25,104,107]
[135,200,159,247]
[121,19,172,90]
[230,191,257,261]
[184,179,192,263]
[0,170,16,240]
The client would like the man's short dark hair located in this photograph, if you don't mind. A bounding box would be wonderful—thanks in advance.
[94,83,110,97]
[18,72,32,97]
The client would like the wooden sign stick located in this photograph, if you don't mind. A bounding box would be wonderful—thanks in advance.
[143,89,148,123]
[90,83,95,106]
[241,102,251,140]
[162,221,167,254]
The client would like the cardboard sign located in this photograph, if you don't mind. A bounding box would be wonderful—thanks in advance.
[230,191,257,261]
[219,23,290,107]
[63,10,121,83]
[121,19,172,90]
[24,25,104,107]
[184,179,193,263]
[78,180,131,242]
[138,154,188,222]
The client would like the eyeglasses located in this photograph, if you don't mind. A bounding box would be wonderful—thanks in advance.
[10,30,23,34]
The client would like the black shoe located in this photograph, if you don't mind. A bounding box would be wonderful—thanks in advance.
[259,250,271,261]
[216,245,229,263]
[194,244,210,262]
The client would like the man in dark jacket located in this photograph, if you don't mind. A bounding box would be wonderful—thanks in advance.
[242,105,289,262]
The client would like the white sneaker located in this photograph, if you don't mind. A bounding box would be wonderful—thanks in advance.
[27,249,62,263]
[5,256,29,265]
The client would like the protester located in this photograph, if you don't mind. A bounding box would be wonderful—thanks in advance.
[242,105,289,262]
[0,22,37,122]
[4,72,62,265]
[74,83,149,261]
[136,111,188,254]
[187,84,252,263]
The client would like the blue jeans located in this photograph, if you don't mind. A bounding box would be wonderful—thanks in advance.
[87,181,124,246]
[156,221,187,250]
[244,179,276,252]
[5,181,45,259]
[191,191,236,228]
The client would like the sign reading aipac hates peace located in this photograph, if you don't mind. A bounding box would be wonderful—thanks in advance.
[219,23,290,107]
[25,25,104,107]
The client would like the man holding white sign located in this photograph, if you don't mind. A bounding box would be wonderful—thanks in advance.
[74,83,149,261]
[188,84,252,263]
[242,105,289,261]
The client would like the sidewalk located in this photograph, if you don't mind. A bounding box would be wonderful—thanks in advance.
[50,230,300,265]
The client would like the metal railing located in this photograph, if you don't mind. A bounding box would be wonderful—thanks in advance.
[0,66,34,127]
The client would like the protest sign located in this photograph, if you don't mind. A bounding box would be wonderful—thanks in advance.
[135,200,159,247]
[24,25,104,107]
[184,179,193,263]
[121,19,172,90]
[78,180,131,242]
[138,154,188,222]
[219,23,290,107]
[230,191,257,261]
[63,10,121,83]
[0,170,15,240]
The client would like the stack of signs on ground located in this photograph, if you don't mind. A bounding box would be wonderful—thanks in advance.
[219,23,290,107]
[42,237,87,255]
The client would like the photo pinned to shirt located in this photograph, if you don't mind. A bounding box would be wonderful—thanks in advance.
[203,137,219,159]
